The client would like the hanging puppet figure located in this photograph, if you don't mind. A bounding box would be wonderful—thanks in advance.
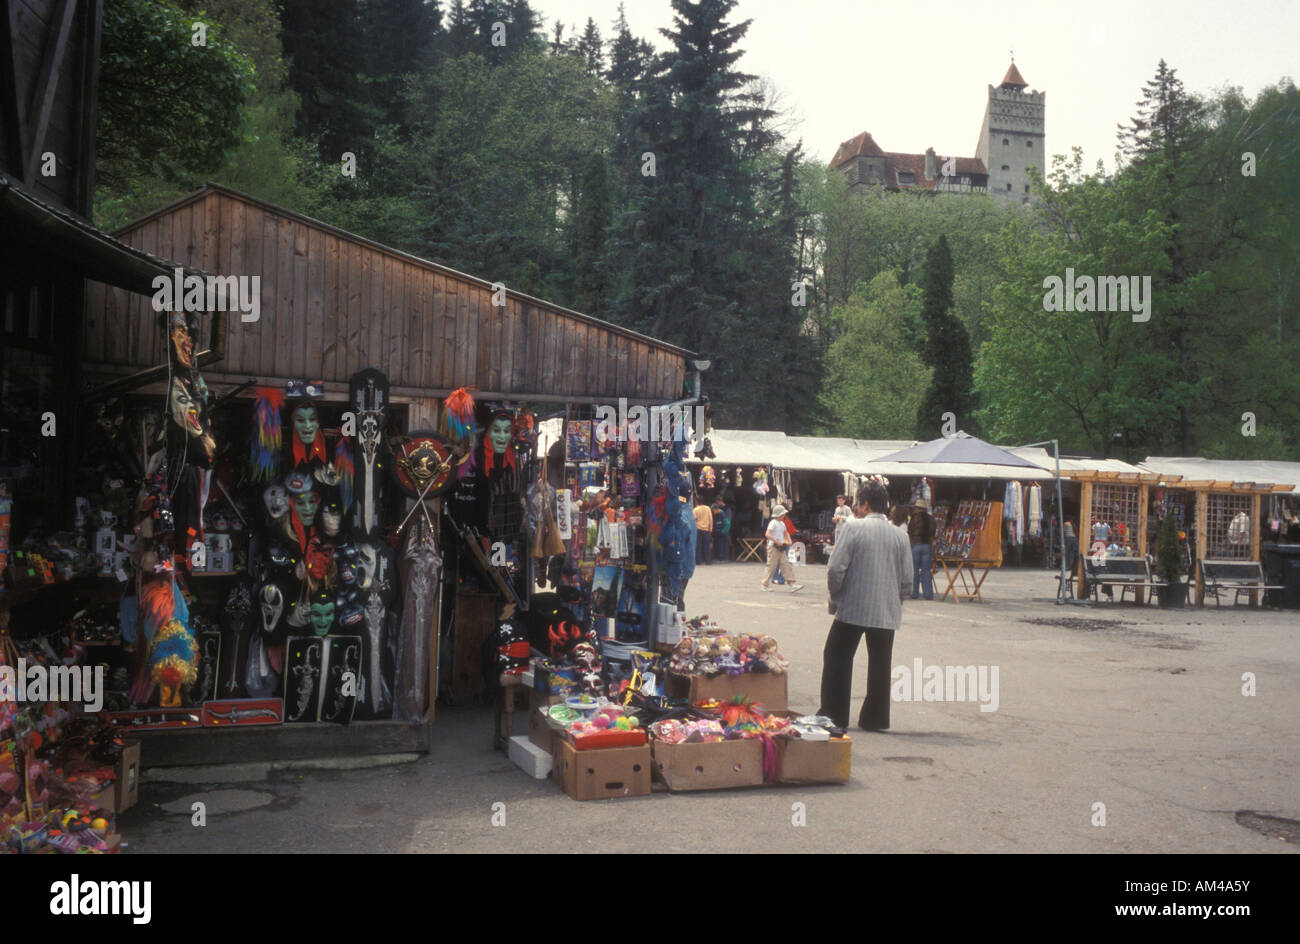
[166,313,216,467]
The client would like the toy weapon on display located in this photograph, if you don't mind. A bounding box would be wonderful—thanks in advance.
[349,368,390,537]
[391,432,455,536]
[205,706,281,723]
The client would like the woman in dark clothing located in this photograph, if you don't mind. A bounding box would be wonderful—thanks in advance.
[907,502,934,600]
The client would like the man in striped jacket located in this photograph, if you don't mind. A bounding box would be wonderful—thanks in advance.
[818,482,913,730]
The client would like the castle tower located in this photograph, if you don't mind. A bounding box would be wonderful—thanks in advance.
[975,60,1045,204]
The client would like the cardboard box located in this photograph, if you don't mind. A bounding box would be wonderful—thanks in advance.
[91,740,142,813]
[527,690,562,752]
[776,735,852,784]
[533,662,578,698]
[529,705,557,753]
[508,735,553,779]
[650,737,766,791]
[552,740,651,801]
[667,671,788,710]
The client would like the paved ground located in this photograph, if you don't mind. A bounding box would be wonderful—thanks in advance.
[120,561,1299,853]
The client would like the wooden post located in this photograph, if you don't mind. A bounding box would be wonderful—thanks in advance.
[1136,484,1149,603]
[1195,490,1208,605]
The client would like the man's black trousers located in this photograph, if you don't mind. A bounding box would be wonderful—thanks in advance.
[818,619,894,730]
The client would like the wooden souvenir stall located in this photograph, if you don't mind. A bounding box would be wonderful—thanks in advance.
[1,0,225,850]
[1066,467,1158,601]
[78,183,692,763]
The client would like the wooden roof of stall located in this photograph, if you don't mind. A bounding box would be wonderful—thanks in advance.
[82,183,692,401]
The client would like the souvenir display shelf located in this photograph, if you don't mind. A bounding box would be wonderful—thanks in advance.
[934,500,1003,564]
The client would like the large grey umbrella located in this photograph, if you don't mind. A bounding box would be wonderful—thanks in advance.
[873,431,1042,468]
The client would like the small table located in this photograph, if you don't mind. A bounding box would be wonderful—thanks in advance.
[936,557,996,603]
[737,538,765,563]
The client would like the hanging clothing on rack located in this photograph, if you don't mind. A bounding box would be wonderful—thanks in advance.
[1027,484,1042,538]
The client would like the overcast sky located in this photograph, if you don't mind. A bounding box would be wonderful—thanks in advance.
[533,0,1299,172]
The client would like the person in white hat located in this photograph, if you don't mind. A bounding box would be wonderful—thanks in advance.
[761,503,803,592]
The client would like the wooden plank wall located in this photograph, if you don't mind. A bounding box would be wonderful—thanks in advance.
[83,190,687,401]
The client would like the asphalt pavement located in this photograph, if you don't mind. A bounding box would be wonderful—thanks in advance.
[118,560,1300,853]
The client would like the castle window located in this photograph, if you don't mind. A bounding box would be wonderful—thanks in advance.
[1026,140,1033,147]
[1006,183,1012,191]
[898,172,914,186]
[1002,138,1009,146]
[1001,165,1009,171]
[1024,184,1030,193]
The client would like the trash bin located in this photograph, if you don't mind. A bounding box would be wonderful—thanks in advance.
[1262,544,1300,608]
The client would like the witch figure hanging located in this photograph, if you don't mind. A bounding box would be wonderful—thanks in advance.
[163,311,216,556]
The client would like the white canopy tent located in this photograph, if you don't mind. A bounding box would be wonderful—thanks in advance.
[1139,457,1298,494]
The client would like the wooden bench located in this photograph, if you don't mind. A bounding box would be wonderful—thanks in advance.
[1084,556,1159,604]
[1198,559,1283,607]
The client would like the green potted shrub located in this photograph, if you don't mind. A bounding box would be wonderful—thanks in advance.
[1155,513,1187,607]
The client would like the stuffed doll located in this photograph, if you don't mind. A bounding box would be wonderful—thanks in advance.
[693,638,718,677]
[669,636,695,676]
[716,636,743,677]
[758,635,788,673]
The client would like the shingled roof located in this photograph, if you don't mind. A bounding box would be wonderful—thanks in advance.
[885,152,988,190]
[831,131,886,167]
[1000,61,1028,89]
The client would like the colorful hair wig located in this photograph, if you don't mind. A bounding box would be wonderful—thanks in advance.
[439,387,476,447]
[149,619,198,689]
[251,387,285,482]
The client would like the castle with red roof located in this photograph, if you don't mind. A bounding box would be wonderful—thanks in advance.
[832,61,1045,205]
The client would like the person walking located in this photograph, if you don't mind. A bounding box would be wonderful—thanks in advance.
[712,499,730,562]
[693,497,713,565]
[908,500,934,600]
[817,483,912,730]
[761,503,803,592]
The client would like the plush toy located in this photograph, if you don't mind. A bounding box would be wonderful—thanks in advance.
[715,636,743,676]
[758,634,789,673]
[669,637,695,676]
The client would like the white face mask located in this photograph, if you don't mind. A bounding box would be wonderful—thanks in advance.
[322,508,342,536]
[263,485,290,519]
[356,544,378,590]
[259,584,284,633]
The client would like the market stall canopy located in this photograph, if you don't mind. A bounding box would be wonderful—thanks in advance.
[867,432,1054,481]
[1007,448,1157,482]
[687,429,918,473]
[1138,457,1298,494]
